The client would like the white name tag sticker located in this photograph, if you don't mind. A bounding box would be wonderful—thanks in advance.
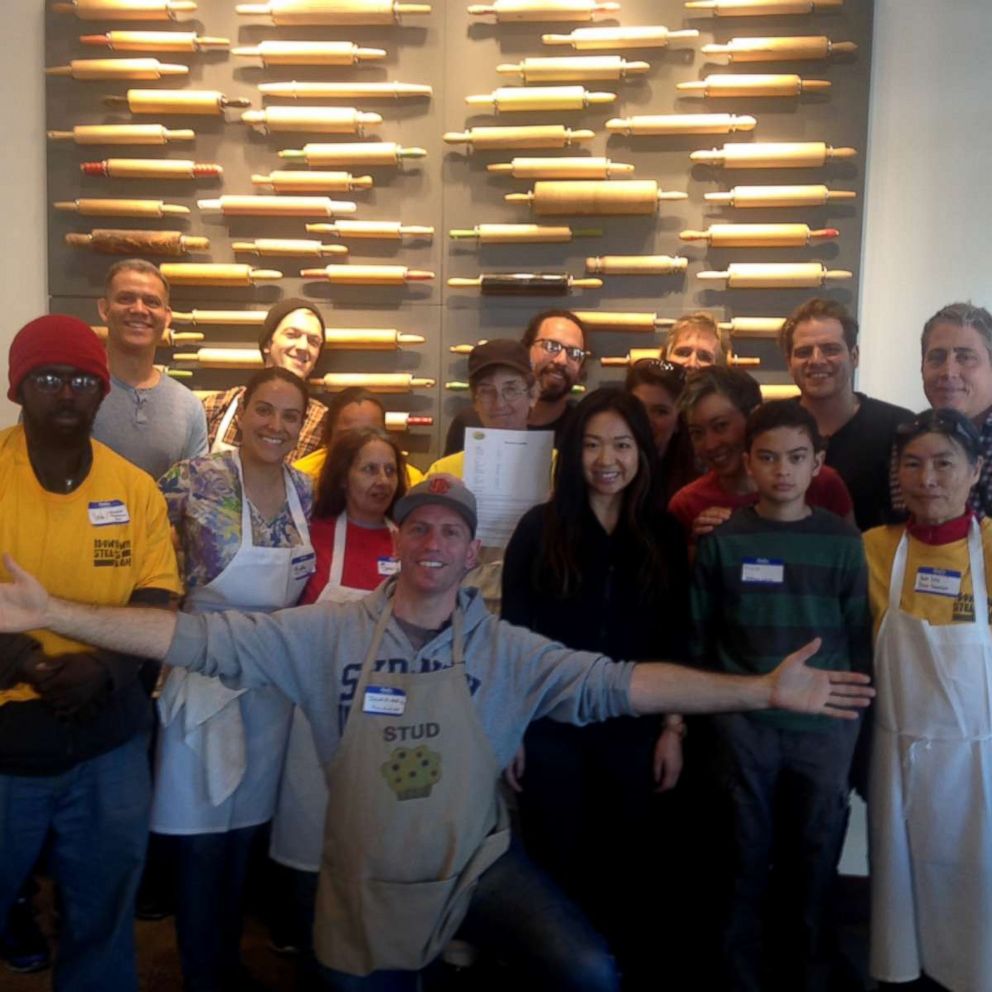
[914,566,962,598]
[363,686,406,716]
[87,499,130,527]
[291,551,316,580]
[741,557,785,585]
[377,556,400,577]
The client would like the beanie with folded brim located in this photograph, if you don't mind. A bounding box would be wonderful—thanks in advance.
[258,298,326,360]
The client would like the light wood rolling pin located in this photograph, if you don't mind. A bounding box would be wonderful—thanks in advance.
[443,126,594,150]
[310,372,435,393]
[449,224,601,244]
[301,264,434,284]
[607,114,756,135]
[258,81,432,99]
[46,58,188,79]
[468,1,619,21]
[54,197,190,217]
[446,380,585,394]
[697,262,852,288]
[496,56,649,82]
[170,309,271,327]
[680,223,838,247]
[80,30,229,51]
[66,229,209,254]
[232,238,349,257]
[448,273,602,295]
[49,124,195,145]
[507,180,687,216]
[487,157,633,179]
[718,316,785,335]
[232,41,386,65]
[702,36,857,62]
[241,107,381,134]
[678,75,830,97]
[279,142,426,166]
[542,26,699,49]
[705,185,856,207]
[53,0,197,20]
[685,0,843,15]
[159,264,283,286]
[466,86,616,113]
[80,159,221,179]
[251,171,373,193]
[601,347,759,368]
[175,338,426,368]
[91,325,204,343]
[104,90,251,115]
[691,142,856,168]
[585,255,688,275]
[571,311,678,332]
[198,196,357,217]
[234,1,432,25]
[305,220,434,239]
[760,384,801,400]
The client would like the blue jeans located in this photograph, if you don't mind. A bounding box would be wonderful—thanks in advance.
[319,839,618,992]
[0,733,151,992]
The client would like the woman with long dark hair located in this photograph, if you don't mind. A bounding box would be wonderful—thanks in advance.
[501,387,690,990]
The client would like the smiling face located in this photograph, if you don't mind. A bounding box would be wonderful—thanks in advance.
[395,504,480,598]
[686,392,748,481]
[263,308,324,379]
[898,432,981,526]
[630,382,680,455]
[471,368,533,431]
[788,317,857,403]
[922,321,992,420]
[98,267,171,354]
[581,409,640,503]
[668,328,721,369]
[19,363,103,445]
[529,315,586,402]
[744,426,823,515]
[345,438,399,525]
[238,378,306,466]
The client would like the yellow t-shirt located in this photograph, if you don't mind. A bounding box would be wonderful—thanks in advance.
[425,448,559,481]
[863,518,992,640]
[0,427,181,703]
[293,447,424,492]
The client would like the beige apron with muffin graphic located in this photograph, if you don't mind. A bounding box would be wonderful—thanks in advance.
[314,598,511,977]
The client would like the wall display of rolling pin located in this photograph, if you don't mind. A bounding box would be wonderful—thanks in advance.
[46,0,872,466]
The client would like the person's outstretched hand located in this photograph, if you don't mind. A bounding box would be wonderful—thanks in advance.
[768,638,874,718]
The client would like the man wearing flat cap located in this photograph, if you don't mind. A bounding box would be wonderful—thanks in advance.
[201,298,329,462]
[0,314,181,990]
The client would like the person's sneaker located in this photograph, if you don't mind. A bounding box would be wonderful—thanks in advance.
[0,897,51,974]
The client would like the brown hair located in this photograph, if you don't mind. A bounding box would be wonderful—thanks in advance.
[313,427,408,521]
[921,302,992,362]
[666,311,724,364]
[103,258,169,300]
[779,297,858,357]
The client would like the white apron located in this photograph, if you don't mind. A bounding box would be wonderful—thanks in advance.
[869,521,992,992]
[271,514,395,870]
[209,393,240,454]
[152,452,315,833]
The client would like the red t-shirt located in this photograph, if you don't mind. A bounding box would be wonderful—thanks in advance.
[667,465,853,534]
[301,515,397,605]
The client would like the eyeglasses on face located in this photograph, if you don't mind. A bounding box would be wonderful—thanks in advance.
[473,382,530,404]
[533,338,588,364]
[27,371,102,394]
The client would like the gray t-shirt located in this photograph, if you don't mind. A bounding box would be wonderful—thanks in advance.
[92,372,208,479]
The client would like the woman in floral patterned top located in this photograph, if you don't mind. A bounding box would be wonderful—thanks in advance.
[152,367,315,991]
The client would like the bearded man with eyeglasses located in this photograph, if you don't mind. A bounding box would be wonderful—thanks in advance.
[0,314,180,990]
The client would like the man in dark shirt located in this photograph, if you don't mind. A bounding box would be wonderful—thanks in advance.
[780,298,913,531]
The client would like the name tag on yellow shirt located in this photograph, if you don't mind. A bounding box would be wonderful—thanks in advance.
[914,566,962,598]
[87,499,130,527]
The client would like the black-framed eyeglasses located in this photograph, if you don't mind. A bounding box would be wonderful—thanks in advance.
[533,338,588,364]
[27,371,102,395]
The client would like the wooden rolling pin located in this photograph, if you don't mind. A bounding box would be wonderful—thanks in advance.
[159,264,283,286]
[53,0,197,20]
[251,171,373,192]
[54,197,189,217]
[497,56,649,82]
[232,238,348,257]
[104,89,251,115]
[241,107,381,134]
[311,372,435,393]
[680,223,838,247]
[66,229,209,255]
[702,36,857,62]
[542,25,699,49]
[318,329,426,349]
[443,126,594,149]
[607,113,756,135]
[170,309,269,326]
[449,224,601,244]
[448,273,602,295]
[691,142,857,168]
[80,30,229,51]
[678,75,830,97]
[258,81,433,99]
[90,325,203,343]
[301,264,434,284]
[80,158,221,179]
[761,383,801,400]
[305,220,434,239]
[487,157,633,179]
[507,180,687,216]
[686,0,843,15]
[468,1,619,21]
[585,255,688,275]
[384,412,433,429]
[466,86,616,113]
[697,262,852,288]
[279,142,426,166]
[49,124,194,144]
[602,347,759,368]
[46,58,188,79]
[232,41,386,65]
[705,184,857,207]
[447,380,585,394]
[571,310,677,332]
[717,316,785,336]
[234,1,432,25]
[198,196,357,217]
